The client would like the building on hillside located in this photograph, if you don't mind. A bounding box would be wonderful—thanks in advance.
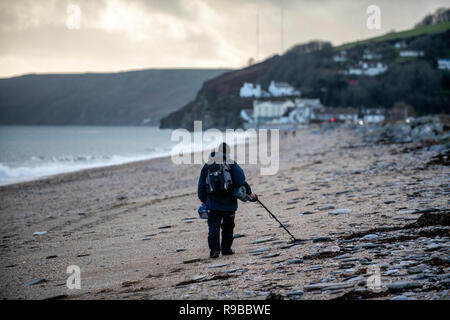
[437,58,450,70]
[399,50,424,57]
[362,108,387,123]
[268,81,301,97]
[333,50,347,62]
[363,49,382,60]
[239,82,262,98]
[253,100,295,125]
[394,41,407,49]
[288,99,323,124]
[348,68,363,76]
[312,107,359,123]
[348,61,387,76]
[365,62,388,76]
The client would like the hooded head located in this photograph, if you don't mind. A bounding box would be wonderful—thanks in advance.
[207,142,233,165]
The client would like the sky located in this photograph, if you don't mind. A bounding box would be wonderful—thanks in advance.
[0,0,448,78]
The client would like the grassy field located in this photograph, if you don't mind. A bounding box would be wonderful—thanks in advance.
[335,21,450,51]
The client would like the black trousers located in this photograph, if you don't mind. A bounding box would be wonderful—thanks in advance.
[207,210,235,254]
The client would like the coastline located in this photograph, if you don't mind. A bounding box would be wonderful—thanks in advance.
[0,125,448,300]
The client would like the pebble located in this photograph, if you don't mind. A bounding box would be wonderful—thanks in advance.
[224,268,245,274]
[183,258,203,264]
[328,209,351,215]
[396,209,418,215]
[407,264,428,274]
[303,265,323,272]
[207,263,228,269]
[250,247,270,255]
[286,290,304,296]
[318,245,340,253]
[387,281,422,291]
[345,276,365,283]
[287,259,303,264]
[386,269,399,276]
[343,268,356,276]
[340,258,359,263]
[312,237,331,243]
[260,253,280,259]
[363,234,378,241]
[317,205,335,211]
[25,278,46,286]
[304,282,354,291]
[425,244,444,252]
[251,236,275,244]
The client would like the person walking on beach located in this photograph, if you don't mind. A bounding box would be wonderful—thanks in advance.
[197,142,257,259]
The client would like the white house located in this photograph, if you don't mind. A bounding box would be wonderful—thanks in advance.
[437,58,450,70]
[348,61,387,76]
[312,107,359,122]
[399,50,424,57]
[239,82,262,98]
[289,99,322,123]
[362,108,387,123]
[348,68,363,76]
[394,41,407,49]
[365,62,388,76]
[268,81,300,97]
[253,100,295,124]
[363,50,382,60]
[333,50,347,62]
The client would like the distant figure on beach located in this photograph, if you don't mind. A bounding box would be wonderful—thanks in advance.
[197,142,257,258]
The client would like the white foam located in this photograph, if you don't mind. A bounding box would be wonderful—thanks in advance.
[0,152,171,186]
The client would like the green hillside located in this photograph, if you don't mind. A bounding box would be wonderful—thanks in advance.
[336,21,450,51]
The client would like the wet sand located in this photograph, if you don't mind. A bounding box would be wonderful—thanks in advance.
[0,125,448,300]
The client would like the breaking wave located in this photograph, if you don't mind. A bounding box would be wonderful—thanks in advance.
[0,152,172,186]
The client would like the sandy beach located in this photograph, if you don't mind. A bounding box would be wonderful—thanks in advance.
[0,125,448,300]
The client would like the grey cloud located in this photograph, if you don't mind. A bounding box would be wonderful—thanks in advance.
[0,0,449,77]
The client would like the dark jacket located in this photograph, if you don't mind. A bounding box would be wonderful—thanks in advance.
[197,153,251,212]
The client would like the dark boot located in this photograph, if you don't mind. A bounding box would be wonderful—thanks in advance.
[210,251,220,258]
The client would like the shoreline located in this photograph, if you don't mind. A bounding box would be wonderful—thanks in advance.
[0,152,175,190]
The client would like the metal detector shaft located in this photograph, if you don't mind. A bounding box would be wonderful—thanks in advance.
[256,199,297,242]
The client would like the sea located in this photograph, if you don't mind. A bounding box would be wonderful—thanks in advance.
[0,126,251,186]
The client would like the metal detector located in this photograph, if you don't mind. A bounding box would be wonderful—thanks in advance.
[256,198,305,244]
